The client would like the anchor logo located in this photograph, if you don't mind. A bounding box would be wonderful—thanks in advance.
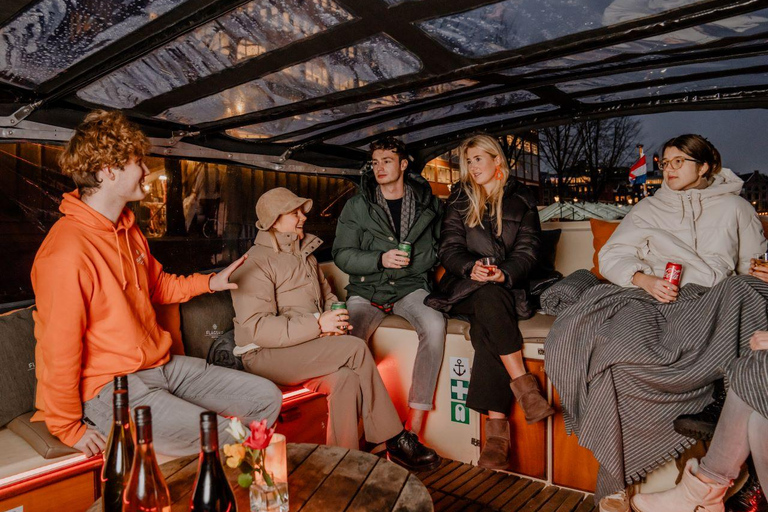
[454,359,466,377]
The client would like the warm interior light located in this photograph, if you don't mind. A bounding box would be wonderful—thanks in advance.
[158,175,168,181]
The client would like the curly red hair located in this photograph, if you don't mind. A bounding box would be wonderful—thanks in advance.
[58,110,151,196]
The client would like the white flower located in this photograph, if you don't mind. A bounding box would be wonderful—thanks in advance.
[226,417,247,442]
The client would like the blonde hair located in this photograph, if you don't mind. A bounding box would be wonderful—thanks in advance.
[458,134,509,236]
[58,110,151,197]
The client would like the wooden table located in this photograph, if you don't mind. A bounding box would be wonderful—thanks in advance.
[87,443,433,512]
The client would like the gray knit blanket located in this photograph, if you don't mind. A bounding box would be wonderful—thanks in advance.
[539,269,601,316]
[544,275,768,500]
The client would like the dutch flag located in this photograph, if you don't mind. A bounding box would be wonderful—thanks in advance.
[629,151,647,185]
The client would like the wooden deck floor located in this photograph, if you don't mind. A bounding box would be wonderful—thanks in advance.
[413,459,598,512]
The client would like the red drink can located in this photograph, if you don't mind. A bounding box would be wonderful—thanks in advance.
[663,262,683,286]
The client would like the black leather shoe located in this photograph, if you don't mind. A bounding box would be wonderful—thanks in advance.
[386,431,441,472]
[674,379,726,441]
[726,472,767,512]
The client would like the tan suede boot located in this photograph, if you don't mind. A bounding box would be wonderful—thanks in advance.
[510,373,555,424]
[478,418,511,470]
[630,459,728,512]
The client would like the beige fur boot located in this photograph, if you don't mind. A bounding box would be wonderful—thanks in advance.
[630,459,728,512]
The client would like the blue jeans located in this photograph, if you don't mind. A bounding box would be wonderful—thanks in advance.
[347,288,446,411]
[699,390,768,486]
[83,355,282,456]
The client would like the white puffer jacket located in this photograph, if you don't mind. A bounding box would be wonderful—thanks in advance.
[599,168,766,287]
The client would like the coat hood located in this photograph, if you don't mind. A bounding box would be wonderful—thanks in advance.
[60,190,136,233]
[648,168,744,222]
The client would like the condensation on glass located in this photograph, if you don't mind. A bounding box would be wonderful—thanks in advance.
[498,9,768,79]
[382,0,423,6]
[0,0,189,87]
[225,79,478,140]
[326,90,540,146]
[396,104,557,145]
[418,0,751,59]
[581,72,768,103]
[158,34,422,125]
[557,54,768,94]
[76,0,354,109]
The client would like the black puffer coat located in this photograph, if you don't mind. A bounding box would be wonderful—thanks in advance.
[425,179,541,318]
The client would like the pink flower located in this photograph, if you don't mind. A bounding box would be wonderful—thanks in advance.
[243,419,275,450]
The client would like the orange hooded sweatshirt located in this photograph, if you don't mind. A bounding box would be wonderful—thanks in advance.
[31,191,212,446]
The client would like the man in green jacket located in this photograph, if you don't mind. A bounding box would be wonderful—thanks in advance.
[333,136,446,436]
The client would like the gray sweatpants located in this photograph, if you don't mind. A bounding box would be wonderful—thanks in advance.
[699,390,768,486]
[83,355,282,457]
[347,288,446,411]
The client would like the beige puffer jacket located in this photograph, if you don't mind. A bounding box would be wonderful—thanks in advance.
[599,168,766,287]
[230,230,337,353]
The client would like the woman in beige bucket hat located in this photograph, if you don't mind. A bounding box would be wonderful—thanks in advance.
[229,188,440,470]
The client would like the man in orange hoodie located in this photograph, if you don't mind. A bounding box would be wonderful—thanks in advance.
[31,110,282,457]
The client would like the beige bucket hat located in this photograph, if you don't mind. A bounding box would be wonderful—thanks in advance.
[255,187,313,231]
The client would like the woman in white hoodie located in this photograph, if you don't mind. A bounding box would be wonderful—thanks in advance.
[599,134,766,300]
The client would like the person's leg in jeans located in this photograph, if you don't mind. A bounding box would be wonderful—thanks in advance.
[392,288,446,434]
[242,335,403,446]
[346,295,387,342]
[748,406,768,486]
[83,357,283,456]
[699,390,754,484]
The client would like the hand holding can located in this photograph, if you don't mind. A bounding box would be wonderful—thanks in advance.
[398,242,412,266]
[330,301,349,335]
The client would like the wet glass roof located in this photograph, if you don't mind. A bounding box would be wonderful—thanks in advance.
[76,0,354,109]
[326,90,540,146]
[419,0,705,59]
[0,0,766,168]
[158,33,422,125]
[0,0,190,88]
[225,79,478,140]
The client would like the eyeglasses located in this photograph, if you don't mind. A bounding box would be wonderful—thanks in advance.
[660,156,701,171]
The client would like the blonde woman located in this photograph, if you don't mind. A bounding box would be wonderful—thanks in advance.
[426,134,553,469]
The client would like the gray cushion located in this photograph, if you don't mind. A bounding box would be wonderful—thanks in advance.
[0,306,37,427]
[179,291,235,359]
[7,412,78,459]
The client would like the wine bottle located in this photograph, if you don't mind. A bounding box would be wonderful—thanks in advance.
[190,411,237,511]
[122,406,171,512]
[113,374,135,434]
[114,374,128,391]
[101,389,134,512]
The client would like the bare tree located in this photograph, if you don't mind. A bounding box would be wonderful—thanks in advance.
[579,117,642,201]
[498,133,527,171]
[538,123,584,201]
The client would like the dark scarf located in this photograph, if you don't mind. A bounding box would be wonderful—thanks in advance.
[375,184,416,241]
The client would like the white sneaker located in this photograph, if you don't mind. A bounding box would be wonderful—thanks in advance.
[599,490,630,512]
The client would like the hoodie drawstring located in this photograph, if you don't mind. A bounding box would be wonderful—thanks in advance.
[113,229,128,290]
[125,230,141,290]
[112,228,141,291]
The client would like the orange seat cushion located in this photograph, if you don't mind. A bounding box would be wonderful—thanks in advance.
[590,218,620,281]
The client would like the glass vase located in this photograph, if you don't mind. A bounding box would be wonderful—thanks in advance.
[249,434,289,512]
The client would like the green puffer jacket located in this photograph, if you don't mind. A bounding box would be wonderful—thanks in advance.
[332,170,443,305]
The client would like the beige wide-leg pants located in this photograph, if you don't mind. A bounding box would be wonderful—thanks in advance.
[241,335,403,449]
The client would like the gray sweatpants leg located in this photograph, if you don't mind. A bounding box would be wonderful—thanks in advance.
[347,290,446,410]
[699,390,768,485]
[83,355,282,457]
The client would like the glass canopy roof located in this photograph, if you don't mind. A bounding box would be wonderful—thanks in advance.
[0,0,766,169]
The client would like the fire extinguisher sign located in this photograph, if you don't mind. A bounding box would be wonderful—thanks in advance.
[450,357,470,424]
